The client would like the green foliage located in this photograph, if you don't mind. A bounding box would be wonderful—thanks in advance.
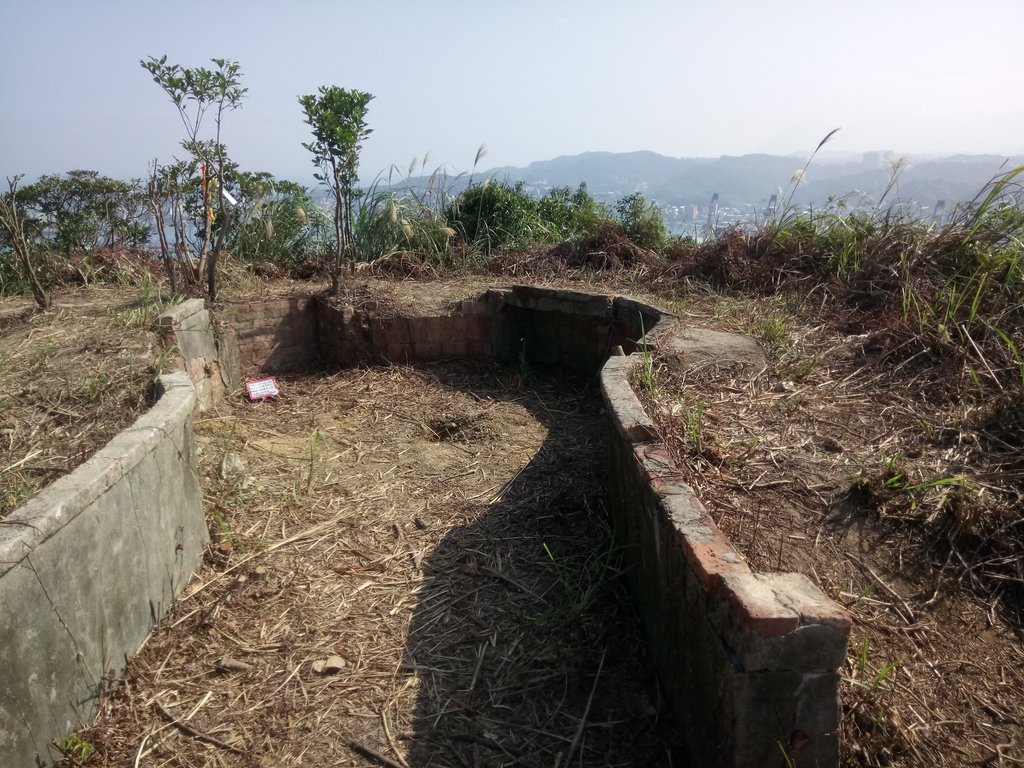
[58,733,94,762]
[536,183,609,240]
[613,192,667,250]
[353,180,456,263]
[446,180,547,253]
[141,55,246,298]
[18,170,150,253]
[447,180,609,254]
[0,252,29,296]
[0,176,50,307]
[140,56,247,156]
[227,172,321,266]
[769,127,842,235]
[358,165,610,264]
[298,87,374,190]
[298,86,373,292]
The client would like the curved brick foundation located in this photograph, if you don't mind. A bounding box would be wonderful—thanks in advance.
[216,285,851,767]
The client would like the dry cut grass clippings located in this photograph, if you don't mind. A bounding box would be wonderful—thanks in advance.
[60,362,685,767]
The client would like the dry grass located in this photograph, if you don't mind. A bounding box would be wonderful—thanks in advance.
[0,287,161,516]
[60,363,683,767]
[643,293,1024,767]
[8,266,1022,767]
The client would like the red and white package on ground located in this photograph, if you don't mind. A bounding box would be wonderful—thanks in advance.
[245,377,280,401]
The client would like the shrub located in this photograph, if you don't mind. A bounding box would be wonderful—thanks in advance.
[228,174,322,268]
[446,181,548,253]
[614,192,667,250]
[537,183,610,240]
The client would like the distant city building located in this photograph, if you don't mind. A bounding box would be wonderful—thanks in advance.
[862,151,884,168]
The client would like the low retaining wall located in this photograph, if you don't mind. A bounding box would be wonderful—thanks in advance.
[4,286,847,767]
[224,286,655,376]
[602,354,850,768]
[0,373,206,767]
[217,297,319,372]
[225,285,851,766]
[157,299,240,411]
[318,297,501,367]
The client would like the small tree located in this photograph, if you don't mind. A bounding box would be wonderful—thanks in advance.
[0,177,50,308]
[298,86,373,297]
[141,55,246,299]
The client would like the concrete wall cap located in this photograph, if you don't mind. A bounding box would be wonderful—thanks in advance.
[156,299,206,327]
[0,373,196,576]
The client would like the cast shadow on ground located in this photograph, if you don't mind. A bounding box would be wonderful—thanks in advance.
[400,368,687,767]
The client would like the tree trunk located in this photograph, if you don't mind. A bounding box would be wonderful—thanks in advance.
[332,180,344,299]
[147,174,179,295]
[1,179,51,310]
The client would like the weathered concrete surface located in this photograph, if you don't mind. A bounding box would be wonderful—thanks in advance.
[0,374,206,767]
[663,325,766,367]
[157,299,241,410]
[601,350,851,768]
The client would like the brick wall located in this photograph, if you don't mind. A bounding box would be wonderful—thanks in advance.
[227,288,643,377]
[215,287,851,767]
[318,300,500,368]
[217,297,320,372]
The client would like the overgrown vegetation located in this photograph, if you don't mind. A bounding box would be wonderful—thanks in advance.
[5,114,1024,767]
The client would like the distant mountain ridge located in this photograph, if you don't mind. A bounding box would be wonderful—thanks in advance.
[477,150,1024,209]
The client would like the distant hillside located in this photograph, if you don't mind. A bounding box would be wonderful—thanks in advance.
[341,150,1024,234]
[479,150,1023,209]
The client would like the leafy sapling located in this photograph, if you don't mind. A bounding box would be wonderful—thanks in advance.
[298,86,373,297]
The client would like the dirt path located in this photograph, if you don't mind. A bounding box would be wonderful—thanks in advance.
[74,363,684,767]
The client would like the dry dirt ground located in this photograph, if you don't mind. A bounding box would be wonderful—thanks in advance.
[0,288,163,516]
[61,363,685,767]
[643,296,1024,767]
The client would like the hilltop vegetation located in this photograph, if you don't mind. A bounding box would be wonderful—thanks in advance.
[2,57,1023,632]
[3,87,1024,765]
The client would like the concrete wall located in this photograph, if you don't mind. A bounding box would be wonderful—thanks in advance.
[0,373,206,768]
[601,354,850,768]
[157,299,240,410]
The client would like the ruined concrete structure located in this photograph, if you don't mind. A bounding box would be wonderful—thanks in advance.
[1,287,849,768]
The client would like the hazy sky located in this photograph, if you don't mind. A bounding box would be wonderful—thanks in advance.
[2,0,1022,183]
